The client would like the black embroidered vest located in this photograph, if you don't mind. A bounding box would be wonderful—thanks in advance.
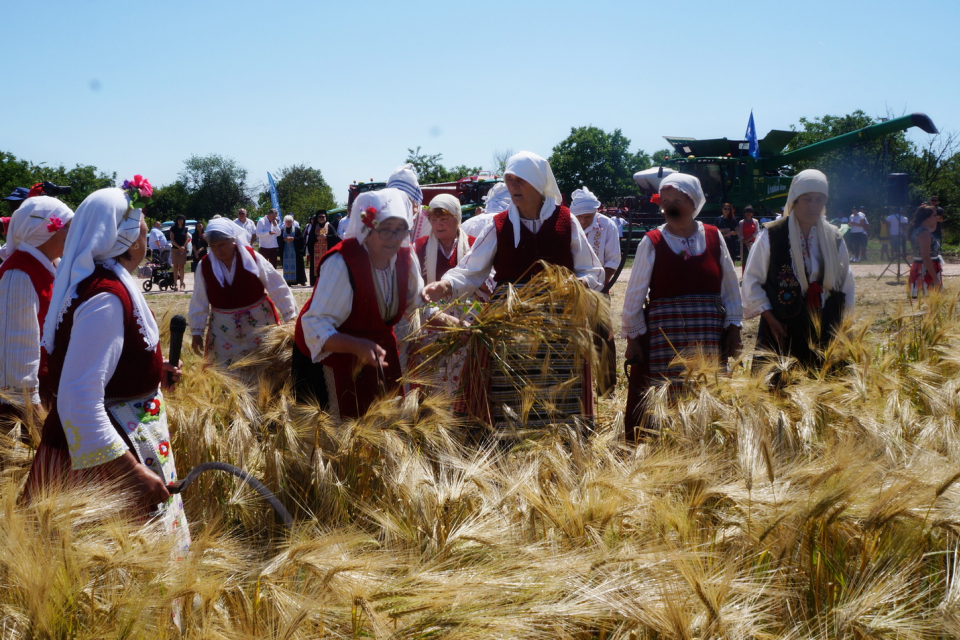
[762,218,844,320]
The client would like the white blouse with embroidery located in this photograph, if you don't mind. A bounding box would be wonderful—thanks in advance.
[441,215,604,297]
[621,222,743,339]
[0,245,55,406]
[582,213,622,269]
[188,249,298,336]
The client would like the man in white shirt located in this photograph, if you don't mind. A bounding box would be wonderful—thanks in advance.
[148,221,168,262]
[571,186,622,396]
[256,209,281,268]
[336,213,350,238]
[885,209,909,260]
[847,206,869,262]
[234,208,257,244]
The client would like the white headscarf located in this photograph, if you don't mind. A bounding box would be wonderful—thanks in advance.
[658,173,707,219]
[205,217,259,287]
[343,188,413,245]
[503,151,562,247]
[482,182,512,214]
[44,188,158,354]
[386,163,423,206]
[424,194,470,284]
[0,196,75,261]
[569,186,602,217]
[784,169,842,294]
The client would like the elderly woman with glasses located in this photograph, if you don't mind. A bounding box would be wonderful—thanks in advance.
[292,188,427,419]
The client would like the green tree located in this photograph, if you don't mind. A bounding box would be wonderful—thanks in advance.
[146,181,190,222]
[786,110,918,217]
[549,126,651,203]
[0,151,115,211]
[177,154,252,221]
[405,147,481,185]
[270,164,337,224]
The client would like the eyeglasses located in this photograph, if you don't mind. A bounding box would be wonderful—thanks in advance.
[375,227,409,240]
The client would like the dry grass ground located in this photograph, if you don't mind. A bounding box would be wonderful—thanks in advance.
[4,265,960,638]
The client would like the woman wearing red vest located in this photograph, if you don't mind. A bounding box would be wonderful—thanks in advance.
[621,173,743,442]
[24,184,190,554]
[293,188,425,420]
[413,194,478,396]
[188,218,298,366]
[0,196,74,424]
[421,151,605,431]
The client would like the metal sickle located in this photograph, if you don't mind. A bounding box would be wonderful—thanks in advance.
[168,461,294,529]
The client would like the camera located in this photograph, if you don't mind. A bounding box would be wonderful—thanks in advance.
[40,181,72,196]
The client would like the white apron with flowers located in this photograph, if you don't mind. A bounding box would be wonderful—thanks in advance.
[107,389,191,560]
[206,296,278,367]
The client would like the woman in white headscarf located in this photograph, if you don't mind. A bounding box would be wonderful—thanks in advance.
[293,188,426,419]
[741,169,854,367]
[460,182,511,236]
[23,185,190,549]
[0,196,74,425]
[188,218,298,366]
[421,151,604,431]
[621,173,743,442]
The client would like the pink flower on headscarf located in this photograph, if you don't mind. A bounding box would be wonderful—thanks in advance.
[46,216,64,233]
[361,206,378,230]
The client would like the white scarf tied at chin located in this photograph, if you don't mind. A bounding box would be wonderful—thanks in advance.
[424,194,470,284]
[784,169,842,297]
[0,196,75,261]
[44,187,158,354]
[205,218,259,287]
[503,151,562,248]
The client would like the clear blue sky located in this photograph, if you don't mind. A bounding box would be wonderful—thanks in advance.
[2,0,956,205]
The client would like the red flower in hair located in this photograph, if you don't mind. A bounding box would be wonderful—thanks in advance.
[360,206,378,230]
[27,183,45,198]
[46,217,64,233]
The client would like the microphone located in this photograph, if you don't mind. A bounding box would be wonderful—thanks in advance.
[168,315,187,387]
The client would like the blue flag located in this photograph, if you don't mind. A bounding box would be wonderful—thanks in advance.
[267,172,281,215]
[744,110,759,159]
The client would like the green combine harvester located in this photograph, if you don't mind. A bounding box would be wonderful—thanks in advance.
[633,112,938,220]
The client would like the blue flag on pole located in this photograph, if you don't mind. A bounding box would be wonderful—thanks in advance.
[744,110,759,159]
[267,172,281,215]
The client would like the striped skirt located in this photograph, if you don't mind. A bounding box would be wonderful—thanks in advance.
[646,293,725,388]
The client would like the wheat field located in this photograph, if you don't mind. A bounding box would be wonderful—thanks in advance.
[2,270,959,639]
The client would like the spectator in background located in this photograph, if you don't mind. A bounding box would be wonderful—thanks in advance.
[737,205,759,273]
[256,208,281,268]
[235,208,257,244]
[4,187,30,215]
[927,195,944,243]
[169,215,189,291]
[716,203,740,261]
[191,220,208,272]
[336,211,350,238]
[148,221,168,262]
[884,209,909,261]
[847,206,869,262]
[280,215,306,286]
[909,205,943,297]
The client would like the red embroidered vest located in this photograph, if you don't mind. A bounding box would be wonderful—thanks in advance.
[492,206,574,284]
[199,246,278,321]
[646,224,723,300]
[294,239,411,419]
[41,266,163,450]
[0,250,55,401]
[414,234,477,283]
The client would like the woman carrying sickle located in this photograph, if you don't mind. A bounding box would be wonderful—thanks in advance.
[23,184,190,554]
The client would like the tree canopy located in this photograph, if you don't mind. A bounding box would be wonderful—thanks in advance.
[174,154,252,221]
[269,164,337,223]
[549,126,651,203]
[0,151,115,210]
[405,147,482,185]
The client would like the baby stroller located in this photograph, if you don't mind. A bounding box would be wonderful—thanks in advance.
[140,249,175,292]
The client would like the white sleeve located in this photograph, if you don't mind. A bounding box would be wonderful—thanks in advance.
[255,251,298,321]
[188,264,210,336]
[741,230,772,319]
[621,235,655,338]
[602,219,622,269]
[716,227,743,327]
[442,220,498,298]
[299,253,354,361]
[570,220,604,290]
[0,271,42,405]
[57,293,129,470]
